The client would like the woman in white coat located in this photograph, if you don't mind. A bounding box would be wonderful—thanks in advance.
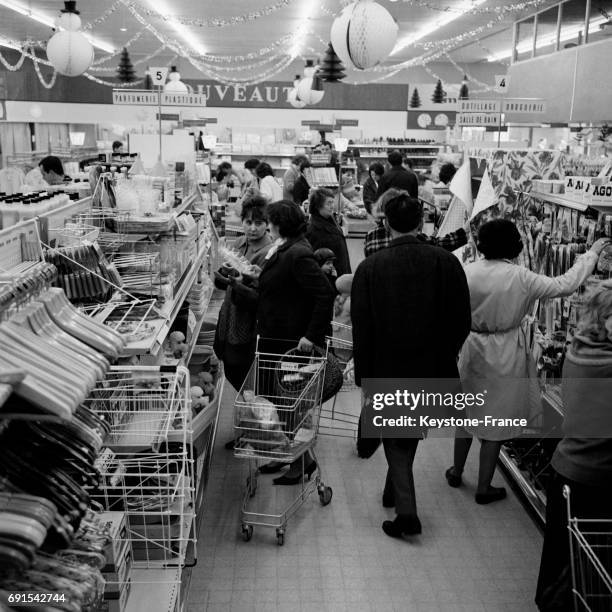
[445,219,610,504]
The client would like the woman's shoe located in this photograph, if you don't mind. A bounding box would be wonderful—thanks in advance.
[445,467,462,488]
[382,515,422,539]
[273,461,317,485]
[475,486,507,505]
[258,461,289,474]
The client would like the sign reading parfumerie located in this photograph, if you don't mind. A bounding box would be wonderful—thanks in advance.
[112,90,207,107]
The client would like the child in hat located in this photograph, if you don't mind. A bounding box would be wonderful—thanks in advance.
[314,247,338,291]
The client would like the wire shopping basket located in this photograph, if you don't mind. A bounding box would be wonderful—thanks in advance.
[565,485,612,611]
[321,321,360,438]
[232,337,333,545]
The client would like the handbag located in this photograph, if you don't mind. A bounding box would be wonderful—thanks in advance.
[356,392,381,458]
[214,286,256,360]
[275,345,344,403]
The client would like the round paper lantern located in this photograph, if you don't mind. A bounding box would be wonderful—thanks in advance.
[164,68,188,93]
[55,11,82,31]
[288,88,306,109]
[47,30,94,76]
[296,76,324,105]
[330,0,398,70]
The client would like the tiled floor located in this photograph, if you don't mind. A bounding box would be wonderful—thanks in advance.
[186,384,542,612]
[186,239,543,611]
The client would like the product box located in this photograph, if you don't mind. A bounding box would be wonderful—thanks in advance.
[103,541,133,596]
[98,511,129,570]
[95,578,131,612]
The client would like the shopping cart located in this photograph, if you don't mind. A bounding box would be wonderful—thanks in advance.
[233,337,333,545]
[564,485,612,611]
[320,321,360,438]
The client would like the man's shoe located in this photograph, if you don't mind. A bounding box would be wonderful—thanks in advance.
[382,515,422,539]
[475,486,507,505]
[445,467,462,488]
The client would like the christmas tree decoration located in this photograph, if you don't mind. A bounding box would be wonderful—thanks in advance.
[409,87,421,108]
[330,0,398,70]
[296,73,325,105]
[431,79,446,103]
[459,74,469,100]
[46,1,94,77]
[318,43,346,82]
[164,66,188,93]
[117,48,136,83]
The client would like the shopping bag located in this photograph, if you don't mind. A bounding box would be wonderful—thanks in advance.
[356,392,381,458]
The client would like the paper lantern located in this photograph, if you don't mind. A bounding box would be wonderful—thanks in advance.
[47,30,94,76]
[164,66,188,93]
[296,75,324,105]
[330,0,398,70]
[288,88,307,109]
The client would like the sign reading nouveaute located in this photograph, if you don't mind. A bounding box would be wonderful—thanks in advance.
[113,90,207,107]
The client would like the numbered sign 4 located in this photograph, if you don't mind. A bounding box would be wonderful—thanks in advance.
[495,75,508,93]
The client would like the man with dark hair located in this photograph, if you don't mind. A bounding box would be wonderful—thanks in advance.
[112,141,124,155]
[38,156,69,185]
[438,162,457,185]
[377,150,418,199]
[282,154,309,202]
[364,188,468,258]
[351,191,471,540]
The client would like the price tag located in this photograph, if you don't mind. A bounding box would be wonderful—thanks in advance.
[495,75,508,92]
[149,67,168,87]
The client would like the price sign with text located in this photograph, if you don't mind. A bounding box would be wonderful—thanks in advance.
[149,67,169,87]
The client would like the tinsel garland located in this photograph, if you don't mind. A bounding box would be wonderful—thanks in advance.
[443,53,496,91]
[0,49,26,71]
[30,47,57,89]
[82,73,145,87]
[90,29,148,65]
[118,0,299,28]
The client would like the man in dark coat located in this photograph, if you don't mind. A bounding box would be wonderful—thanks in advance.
[376,150,418,199]
[351,191,471,539]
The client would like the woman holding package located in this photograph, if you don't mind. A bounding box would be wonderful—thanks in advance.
[306,188,352,276]
[445,219,610,504]
[253,200,335,484]
[214,195,273,392]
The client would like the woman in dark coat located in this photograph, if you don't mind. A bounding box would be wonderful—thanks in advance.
[305,188,352,276]
[253,200,335,484]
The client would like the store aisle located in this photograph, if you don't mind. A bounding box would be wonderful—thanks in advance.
[187,238,542,611]
[187,383,542,612]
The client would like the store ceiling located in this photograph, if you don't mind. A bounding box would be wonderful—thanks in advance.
[0,0,585,79]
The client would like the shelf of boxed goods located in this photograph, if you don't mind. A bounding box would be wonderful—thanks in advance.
[530,190,590,212]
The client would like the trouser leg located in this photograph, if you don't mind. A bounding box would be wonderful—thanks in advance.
[382,438,419,517]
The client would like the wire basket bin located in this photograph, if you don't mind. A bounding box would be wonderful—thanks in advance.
[565,485,612,612]
[48,223,100,247]
[232,338,332,545]
[320,321,359,438]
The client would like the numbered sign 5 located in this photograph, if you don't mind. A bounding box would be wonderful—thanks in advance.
[149,67,169,87]
[495,75,508,92]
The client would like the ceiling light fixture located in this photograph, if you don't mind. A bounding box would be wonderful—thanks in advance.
[487,16,608,62]
[142,0,206,55]
[0,0,114,52]
[391,0,487,56]
[288,0,318,59]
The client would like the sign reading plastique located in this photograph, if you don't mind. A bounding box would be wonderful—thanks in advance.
[457,113,501,126]
[459,100,501,113]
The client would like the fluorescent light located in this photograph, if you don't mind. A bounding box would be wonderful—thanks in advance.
[392,0,487,55]
[0,0,115,53]
[143,0,206,55]
[289,0,318,59]
[487,17,608,61]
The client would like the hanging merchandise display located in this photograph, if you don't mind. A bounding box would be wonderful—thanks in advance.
[46,2,94,77]
[330,0,398,70]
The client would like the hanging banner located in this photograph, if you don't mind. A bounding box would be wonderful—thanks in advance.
[502,99,546,114]
[459,100,501,113]
[112,90,159,105]
[457,113,501,127]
